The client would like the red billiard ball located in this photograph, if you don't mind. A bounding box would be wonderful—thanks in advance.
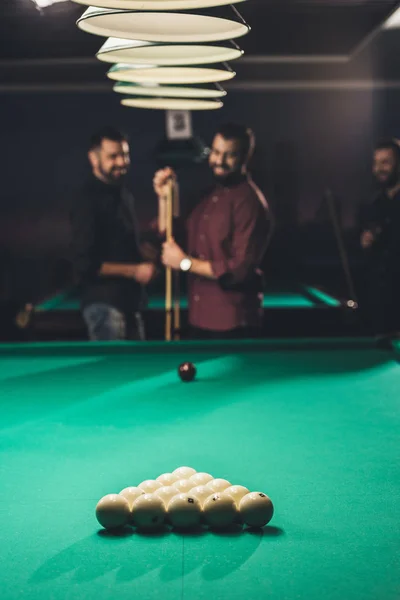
[178,362,196,382]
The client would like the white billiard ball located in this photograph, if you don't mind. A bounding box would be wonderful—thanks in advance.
[172,479,194,494]
[167,493,202,529]
[239,492,274,528]
[203,493,237,529]
[119,486,144,510]
[156,473,179,486]
[190,485,213,508]
[206,478,231,493]
[172,466,197,480]
[153,486,179,508]
[222,485,250,507]
[131,494,166,530]
[138,479,163,494]
[188,472,213,487]
[95,494,131,530]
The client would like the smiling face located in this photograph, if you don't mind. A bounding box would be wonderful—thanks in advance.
[373,147,399,190]
[89,138,130,185]
[208,134,245,183]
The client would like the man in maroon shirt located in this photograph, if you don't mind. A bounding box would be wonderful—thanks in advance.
[154,123,274,339]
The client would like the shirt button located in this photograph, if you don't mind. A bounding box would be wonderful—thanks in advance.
[194,295,200,302]
[203,214,209,220]
[200,234,205,240]
[199,254,205,259]
[212,196,218,203]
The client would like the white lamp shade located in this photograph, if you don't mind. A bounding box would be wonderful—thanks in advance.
[97,37,243,66]
[383,8,400,28]
[108,63,235,84]
[74,0,245,9]
[121,97,223,110]
[114,82,226,98]
[77,8,249,43]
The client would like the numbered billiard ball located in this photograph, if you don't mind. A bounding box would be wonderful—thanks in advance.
[131,494,166,530]
[178,362,196,382]
[167,493,202,529]
[239,492,274,528]
[203,493,237,528]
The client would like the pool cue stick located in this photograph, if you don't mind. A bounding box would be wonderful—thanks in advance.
[325,189,359,306]
[165,179,174,341]
[172,179,181,340]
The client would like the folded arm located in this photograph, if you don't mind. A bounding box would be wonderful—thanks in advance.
[210,192,274,287]
[70,196,155,285]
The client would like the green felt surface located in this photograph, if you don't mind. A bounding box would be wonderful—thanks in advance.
[36,289,319,312]
[304,285,341,307]
[0,339,399,600]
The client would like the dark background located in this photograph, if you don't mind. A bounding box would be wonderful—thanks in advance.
[1,0,400,306]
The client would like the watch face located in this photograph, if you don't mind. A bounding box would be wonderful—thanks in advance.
[180,258,192,271]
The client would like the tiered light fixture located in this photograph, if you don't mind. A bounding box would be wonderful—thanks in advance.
[76,7,249,43]
[31,0,68,7]
[73,0,245,8]
[121,97,223,110]
[73,0,250,110]
[113,82,226,99]
[106,63,235,84]
[97,38,243,67]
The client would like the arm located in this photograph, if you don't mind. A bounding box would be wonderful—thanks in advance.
[189,257,215,279]
[69,193,100,284]
[153,167,185,244]
[70,194,155,285]
[359,196,384,250]
[161,237,216,278]
[99,262,144,278]
[210,191,273,287]
[154,167,179,235]
[161,191,274,284]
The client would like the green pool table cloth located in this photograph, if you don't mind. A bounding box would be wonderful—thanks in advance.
[0,338,398,600]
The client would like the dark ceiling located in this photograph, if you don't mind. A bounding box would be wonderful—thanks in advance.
[1,0,400,90]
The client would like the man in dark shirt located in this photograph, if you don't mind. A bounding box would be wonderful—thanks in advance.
[70,127,155,341]
[360,139,400,336]
[154,123,274,338]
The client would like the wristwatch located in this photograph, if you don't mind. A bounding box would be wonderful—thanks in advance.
[180,257,192,272]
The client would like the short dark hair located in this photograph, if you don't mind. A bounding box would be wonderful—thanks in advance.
[214,122,255,162]
[89,126,129,151]
[374,138,400,162]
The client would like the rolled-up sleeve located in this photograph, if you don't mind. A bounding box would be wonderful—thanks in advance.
[211,190,273,285]
[69,195,101,284]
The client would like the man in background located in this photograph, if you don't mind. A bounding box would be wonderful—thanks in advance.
[70,127,156,341]
[360,139,400,337]
[154,123,274,339]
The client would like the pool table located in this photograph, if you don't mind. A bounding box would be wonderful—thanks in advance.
[35,285,340,312]
[1,338,399,600]
[25,283,347,341]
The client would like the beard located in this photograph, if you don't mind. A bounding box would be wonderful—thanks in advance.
[374,168,399,190]
[210,164,243,185]
[99,164,128,185]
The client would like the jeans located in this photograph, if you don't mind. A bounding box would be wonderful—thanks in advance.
[82,303,145,341]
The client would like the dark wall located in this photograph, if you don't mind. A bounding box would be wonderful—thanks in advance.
[0,87,397,302]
